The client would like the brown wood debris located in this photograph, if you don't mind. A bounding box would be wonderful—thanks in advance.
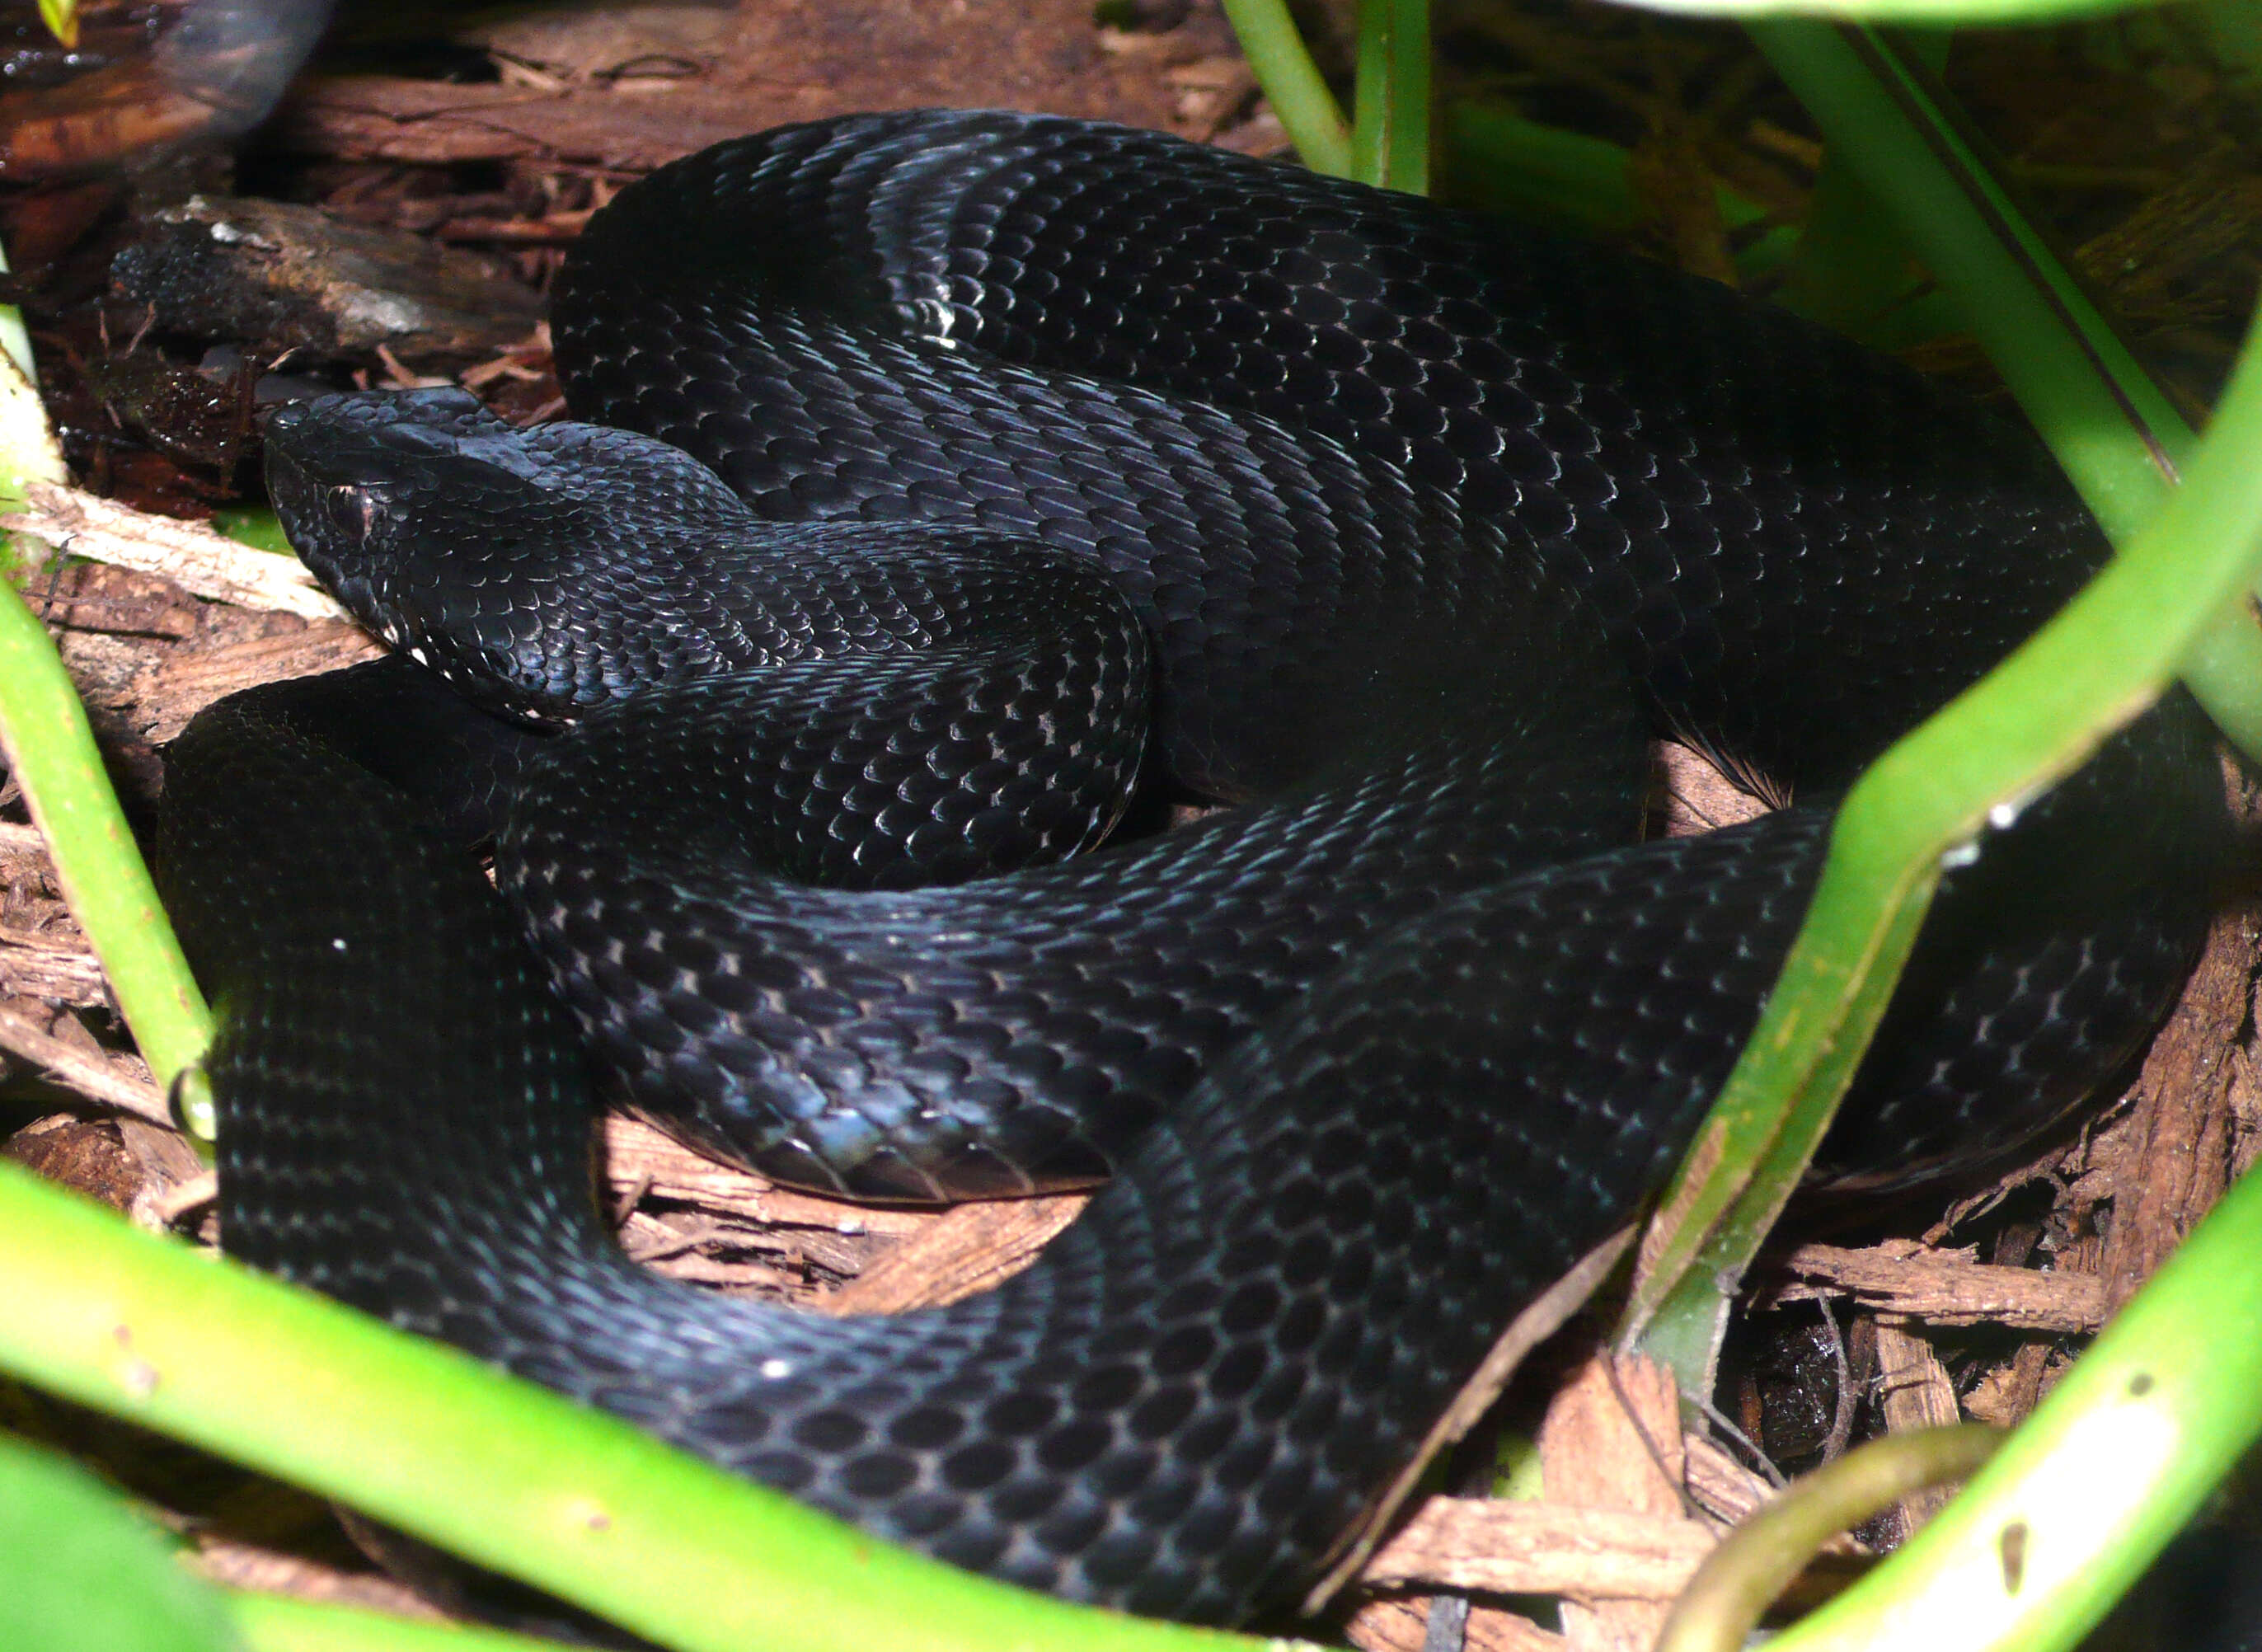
[111,195,543,364]
[7,481,350,619]
[1759,1239,2108,1333]
[272,0,1259,179]
[1367,1499,1720,1602]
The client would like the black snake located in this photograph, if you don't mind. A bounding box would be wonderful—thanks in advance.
[153,110,2227,1626]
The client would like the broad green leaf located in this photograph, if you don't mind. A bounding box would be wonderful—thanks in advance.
[0,1430,237,1652]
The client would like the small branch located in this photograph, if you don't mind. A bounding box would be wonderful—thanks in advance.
[5,483,347,622]
[1761,1241,2107,1334]
[0,1000,170,1126]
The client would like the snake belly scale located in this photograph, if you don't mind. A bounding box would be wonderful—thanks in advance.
[154,109,2225,1625]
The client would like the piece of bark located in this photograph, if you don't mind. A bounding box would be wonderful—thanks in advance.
[1760,1239,2108,1334]
[1681,1432,1775,1528]
[1656,739,1772,838]
[823,1193,1091,1314]
[4,1115,145,1210]
[33,558,201,641]
[275,0,1228,174]
[6,482,349,619]
[0,924,109,1008]
[1873,1320,1964,1535]
[1364,1499,1718,1602]
[0,59,229,181]
[0,999,168,1125]
[111,195,543,364]
[2095,906,2259,1312]
[192,1533,443,1621]
[132,622,383,744]
[1961,1340,2057,1429]
[1538,1355,1685,1652]
[273,74,764,171]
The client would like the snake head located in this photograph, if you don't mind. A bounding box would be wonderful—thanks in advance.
[263,387,518,622]
[260,387,762,721]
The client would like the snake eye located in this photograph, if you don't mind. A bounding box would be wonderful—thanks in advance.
[323,484,390,542]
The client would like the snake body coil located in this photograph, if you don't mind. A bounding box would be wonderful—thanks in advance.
[157,110,2225,1625]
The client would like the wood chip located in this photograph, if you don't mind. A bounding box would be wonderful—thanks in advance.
[1761,1239,2107,1333]
[2,1114,145,1210]
[5,483,348,620]
[1681,1431,1778,1528]
[1874,1321,1964,1534]
[0,924,108,1007]
[134,622,383,744]
[1364,1499,1718,1602]
[822,1193,1090,1314]
[193,1533,445,1619]
[0,999,168,1125]
[1539,1355,1684,1652]
[275,75,756,171]
[1655,739,1772,837]
[2095,905,2259,1312]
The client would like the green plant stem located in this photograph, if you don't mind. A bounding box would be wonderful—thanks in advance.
[1441,101,1797,282]
[1752,25,2185,512]
[0,1159,1285,1652]
[0,239,66,519]
[1349,0,1429,192]
[1633,15,2262,1391]
[0,580,213,1101]
[37,0,78,50]
[1747,21,2262,758]
[1762,1157,2262,1652]
[1654,1426,2002,1652]
[1628,289,2262,1365]
[1217,0,1353,175]
[228,1594,576,1652]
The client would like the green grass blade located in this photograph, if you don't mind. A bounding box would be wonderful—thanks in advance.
[1752,24,2189,519]
[0,241,65,513]
[35,0,77,50]
[1631,16,2262,1376]
[0,234,209,1115]
[1750,22,2262,758]
[0,1431,239,1652]
[1628,23,2262,1648]
[1441,101,1796,282]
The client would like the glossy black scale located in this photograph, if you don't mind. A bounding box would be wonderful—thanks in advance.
[157,110,2226,1626]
